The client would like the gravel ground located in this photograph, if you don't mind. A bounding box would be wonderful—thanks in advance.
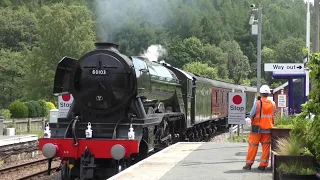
[1,160,60,180]
[209,131,229,143]
[0,153,45,170]
[39,171,61,180]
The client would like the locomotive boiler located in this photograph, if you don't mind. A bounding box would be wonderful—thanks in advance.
[38,42,257,180]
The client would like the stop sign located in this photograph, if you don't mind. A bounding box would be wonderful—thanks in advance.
[228,92,246,124]
[232,95,242,105]
[58,94,74,110]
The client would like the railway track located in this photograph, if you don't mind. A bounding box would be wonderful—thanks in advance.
[0,158,60,180]
[17,166,59,180]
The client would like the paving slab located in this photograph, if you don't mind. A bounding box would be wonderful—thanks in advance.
[0,135,38,146]
[108,142,272,180]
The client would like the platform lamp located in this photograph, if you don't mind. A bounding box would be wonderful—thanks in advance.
[248,4,262,94]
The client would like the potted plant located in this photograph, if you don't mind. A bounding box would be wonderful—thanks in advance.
[272,135,316,180]
[271,115,294,151]
[277,161,318,180]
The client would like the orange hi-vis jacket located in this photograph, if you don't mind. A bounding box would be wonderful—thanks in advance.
[245,97,276,167]
[251,97,276,131]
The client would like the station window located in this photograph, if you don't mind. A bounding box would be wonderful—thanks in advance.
[216,91,218,104]
[222,91,224,104]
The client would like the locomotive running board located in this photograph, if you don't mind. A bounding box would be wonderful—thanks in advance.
[130,112,184,125]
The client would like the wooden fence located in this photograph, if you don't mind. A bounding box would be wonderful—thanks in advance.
[3,117,46,134]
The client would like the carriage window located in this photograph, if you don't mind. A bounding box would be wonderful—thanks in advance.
[222,91,224,104]
[216,91,218,104]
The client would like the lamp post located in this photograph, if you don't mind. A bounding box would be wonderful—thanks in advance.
[249,4,262,93]
[305,0,310,103]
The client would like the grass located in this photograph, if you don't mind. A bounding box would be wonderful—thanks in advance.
[18,130,44,138]
[228,133,248,143]
[274,115,295,128]
[277,161,318,175]
[274,136,304,156]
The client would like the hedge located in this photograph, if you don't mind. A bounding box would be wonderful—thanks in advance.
[24,102,37,118]
[8,101,28,118]
[38,99,47,117]
[29,100,42,117]
[7,99,56,119]
[0,109,11,119]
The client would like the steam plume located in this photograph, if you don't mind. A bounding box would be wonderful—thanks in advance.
[94,0,174,41]
[140,44,168,63]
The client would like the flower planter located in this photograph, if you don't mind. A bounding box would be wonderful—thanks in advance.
[272,151,316,180]
[279,172,317,180]
[270,128,291,169]
[271,128,291,151]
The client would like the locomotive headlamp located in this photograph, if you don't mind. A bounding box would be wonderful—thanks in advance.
[42,143,59,158]
[110,144,126,160]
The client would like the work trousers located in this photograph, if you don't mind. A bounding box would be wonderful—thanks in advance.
[245,133,271,167]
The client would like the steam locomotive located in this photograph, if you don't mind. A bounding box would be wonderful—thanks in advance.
[38,42,257,180]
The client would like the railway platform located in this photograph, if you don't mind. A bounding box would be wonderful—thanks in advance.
[108,142,272,180]
[0,134,38,146]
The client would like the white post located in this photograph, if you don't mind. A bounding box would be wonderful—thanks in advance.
[230,88,235,142]
[306,0,310,52]
[280,89,284,117]
[306,0,311,118]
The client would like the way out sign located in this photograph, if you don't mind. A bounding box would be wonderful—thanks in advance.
[228,92,246,124]
[58,94,74,118]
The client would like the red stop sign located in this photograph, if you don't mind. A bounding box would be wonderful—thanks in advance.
[62,94,71,101]
[232,95,242,105]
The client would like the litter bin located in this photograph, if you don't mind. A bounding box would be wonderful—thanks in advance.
[0,114,3,135]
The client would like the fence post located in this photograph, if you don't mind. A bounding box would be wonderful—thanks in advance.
[28,118,31,132]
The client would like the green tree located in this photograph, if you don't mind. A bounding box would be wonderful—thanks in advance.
[219,40,251,85]
[183,62,218,80]
[25,3,96,101]
[0,6,38,51]
[274,36,305,63]
[0,49,25,108]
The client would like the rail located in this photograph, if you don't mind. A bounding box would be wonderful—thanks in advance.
[0,158,60,180]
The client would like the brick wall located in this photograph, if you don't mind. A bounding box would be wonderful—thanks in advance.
[273,86,289,114]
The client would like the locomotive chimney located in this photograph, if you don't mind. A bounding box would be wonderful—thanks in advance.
[94,42,119,50]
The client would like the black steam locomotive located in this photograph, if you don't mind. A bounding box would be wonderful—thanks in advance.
[39,42,256,180]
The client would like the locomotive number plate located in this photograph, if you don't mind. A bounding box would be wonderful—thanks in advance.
[91,69,107,75]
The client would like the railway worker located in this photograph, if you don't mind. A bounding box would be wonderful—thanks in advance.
[243,84,276,171]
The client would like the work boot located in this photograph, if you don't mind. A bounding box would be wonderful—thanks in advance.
[243,165,251,170]
[257,166,265,171]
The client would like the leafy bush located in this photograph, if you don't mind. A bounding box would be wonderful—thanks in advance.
[8,101,28,118]
[24,102,36,118]
[45,102,56,111]
[289,118,312,149]
[38,99,48,117]
[295,53,320,163]
[29,100,42,117]
[45,102,56,119]
[274,115,295,127]
[0,109,11,119]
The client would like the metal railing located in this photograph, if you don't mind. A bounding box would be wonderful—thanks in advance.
[229,124,250,142]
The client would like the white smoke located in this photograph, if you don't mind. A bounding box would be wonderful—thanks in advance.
[141,44,168,62]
